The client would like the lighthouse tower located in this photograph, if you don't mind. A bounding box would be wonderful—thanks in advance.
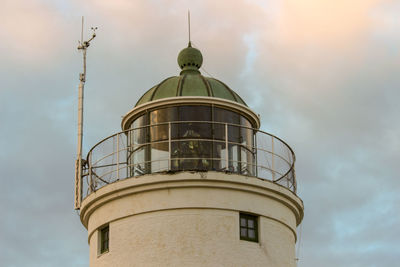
[76,43,304,267]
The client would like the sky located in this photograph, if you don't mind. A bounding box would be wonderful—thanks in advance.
[0,0,399,266]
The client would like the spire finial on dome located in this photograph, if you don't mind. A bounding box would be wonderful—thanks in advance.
[177,43,203,74]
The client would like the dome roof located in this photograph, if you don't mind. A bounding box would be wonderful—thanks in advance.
[135,43,247,107]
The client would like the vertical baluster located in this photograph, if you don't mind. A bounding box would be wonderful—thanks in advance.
[225,123,228,171]
[89,152,93,193]
[168,122,171,171]
[254,130,258,177]
[117,133,120,180]
[271,136,275,181]
[287,147,291,189]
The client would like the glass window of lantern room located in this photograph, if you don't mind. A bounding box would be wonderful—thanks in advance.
[128,113,149,177]
[214,108,238,173]
[148,107,178,173]
[170,105,213,171]
[128,105,255,176]
[131,113,148,129]
[212,107,239,124]
[182,105,211,139]
[178,105,211,122]
[150,108,176,142]
[150,107,179,124]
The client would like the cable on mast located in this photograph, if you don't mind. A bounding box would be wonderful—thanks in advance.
[74,16,97,210]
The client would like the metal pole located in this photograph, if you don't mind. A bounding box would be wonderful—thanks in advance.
[74,21,96,210]
[77,80,84,162]
[74,49,86,210]
[74,158,81,209]
[271,136,275,181]
[254,130,258,177]
[287,148,291,188]
[117,134,120,180]
[188,10,191,45]
[89,152,93,193]
[168,122,171,170]
[225,123,229,171]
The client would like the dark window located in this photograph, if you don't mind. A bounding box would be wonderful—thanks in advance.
[240,213,258,242]
[178,105,211,122]
[100,225,109,254]
[213,107,240,124]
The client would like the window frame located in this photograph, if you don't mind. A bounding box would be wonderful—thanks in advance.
[239,213,258,242]
[98,225,109,255]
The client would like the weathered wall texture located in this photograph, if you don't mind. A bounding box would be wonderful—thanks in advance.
[81,172,303,267]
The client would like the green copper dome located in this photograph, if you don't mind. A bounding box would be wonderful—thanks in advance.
[135,44,247,107]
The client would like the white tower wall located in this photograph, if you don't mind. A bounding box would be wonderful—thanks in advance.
[80,172,303,267]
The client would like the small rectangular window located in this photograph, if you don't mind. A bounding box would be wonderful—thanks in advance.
[240,213,258,242]
[99,225,109,254]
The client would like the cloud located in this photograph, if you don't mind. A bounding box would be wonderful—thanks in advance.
[0,0,72,65]
[274,0,381,46]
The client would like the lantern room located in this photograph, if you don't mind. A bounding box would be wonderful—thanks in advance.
[120,44,261,178]
[83,43,296,198]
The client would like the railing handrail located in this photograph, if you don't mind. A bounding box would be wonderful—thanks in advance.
[84,121,296,196]
[87,121,295,160]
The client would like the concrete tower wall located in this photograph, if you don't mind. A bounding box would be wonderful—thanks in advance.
[80,172,303,267]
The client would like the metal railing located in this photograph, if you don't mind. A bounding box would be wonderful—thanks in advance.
[83,121,296,198]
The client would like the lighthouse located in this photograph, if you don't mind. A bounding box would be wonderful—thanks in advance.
[75,42,304,267]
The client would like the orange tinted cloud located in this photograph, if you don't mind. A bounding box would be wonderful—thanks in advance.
[0,1,67,63]
[273,0,382,47]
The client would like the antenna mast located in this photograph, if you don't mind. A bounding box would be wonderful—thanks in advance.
[74,17,97,210]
